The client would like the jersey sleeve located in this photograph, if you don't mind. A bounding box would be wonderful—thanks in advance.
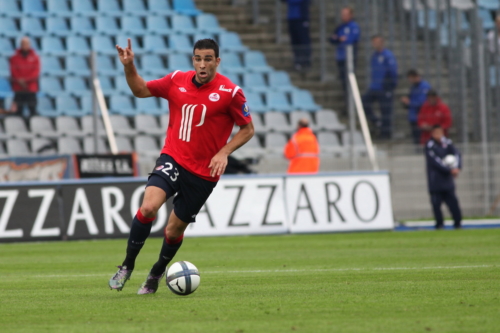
[146,72,175,99]
[228,88,252,126]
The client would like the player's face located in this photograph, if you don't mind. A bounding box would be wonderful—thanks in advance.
[431,127,444,141]
[192,49,220,84]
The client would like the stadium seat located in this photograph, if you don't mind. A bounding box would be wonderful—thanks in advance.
[417,10,438,30]
[96,55,119,76]
[67,36,91,56]
[21,17,46,37]
[47,0,72,17]
[265,133,288,155]
[56,95,82,115]
[66,55,91,76]
[82,115,107,136]
[0,18,20,38]
[58,137,83,154]
[218,52,244,74]
[144,35,169,54]
[264,112,293,133]
[194,32,216,43]
[0,56,9,77]
[0,77,13,99]
[269,71,296,93]
[317,132,345,156]
[7,139,32,157]
[115,35,143,53]
[0,0,22,17]
[341,130,365,146]
[109,95,136,116]
[22,0,48,17]
[266,91,292,112]
[40,77,64,96]
[96,16,122,36]
[79,94,94,115]
[71,0,97,16]
[169,53,192,72]
[160,113,169,129]
[147,16,172,35]
[41,37,66,56]
[196,13,224,34]
[123,0,149,16]
[115,78,131,94]
[71,17,96,36]
[169,34,193,54]
[65,77,90,96]
[140,54,167,76]
[32,138,57,155]
[97,0,123,16]
[315,110,346,131]
[56,116,86,138]
[173,0,200,16]
[115,136,134,153]
[232,135,265,159]
[290,111,317,131]
[122,16,148,36]
[219,32,247,52]
[251,114,266,135]
[4,117,34,139]
[478,0,500,10]
[134,135,161,157]
[149,0,175,15]
[46,17,72,36]
[243,73,269,93]
[245,92,267,113]
[38,96,59,117]
[97,75,115,95]
[135,98,164,116]
[83,136,108,154]
[135,114,165,136]
[91,36,116,55]
[222,73,242,86]
[0,38,15,57]
[172,15,197,34]
[478,8,495,30]
[244,51,272,73]
[109,115,138,137]
[291,90,321,111]
[41,55,66,76]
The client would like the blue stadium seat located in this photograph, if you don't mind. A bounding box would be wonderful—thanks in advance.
[147,16,172,35]
[0,57,9,77]
[266,91,292,112]
[41,37,66,56]
[172,0,200,16]
[478,0,500,10]
[115,35,143,53]
[71,17,96,36]
[98,75,115,94]
[97,0,123,16]
[243,73,269,93]
[222,73,241,86]
[172,15,197,34]
[71,0,97,16]
[417,10,437,30]
[96,55,119,75]
[141,54,167,76]
[96,16,122,36]
[291,89,320,111]
[136,97,163,115]
[194,32,216,43]
[47,17,72,36]
[41,55,66,76]
[0,18,21,38]
[244,51,272,73]
[245,92,267,113]
[160,97,170,112]
[21,17,46,37]
[38,96,59,117]
[196,13,224,34]
[269,71,295,92]
[91,36,116,55]
[219,52,245,74]
[66,55,91,76]
[56,95,82,116]
[0,37,15,57]
[478,8,495,30]
[79,94,93,115]
[0,0,22,17]
[109,95,136,116]
[65,77,89,96]
[144,35,169,54]
[123,0,149,15]
[0,78,13,98]
[115,77,131,94]
[169,34,193,54]
[67,36,91,56]
[169,53,192,72]
[122,16,147,36]
[40,77,64,96]
[149,0,175,15]
[22,0,48,17]
[219,32,247,52]
[47,0,72,17]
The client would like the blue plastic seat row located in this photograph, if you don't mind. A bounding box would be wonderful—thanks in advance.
[245,91,321,113]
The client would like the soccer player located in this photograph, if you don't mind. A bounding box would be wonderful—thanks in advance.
[109,39,254,294]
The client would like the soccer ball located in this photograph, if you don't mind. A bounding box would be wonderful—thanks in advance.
[443,154,457,168]
[166,261,200,296]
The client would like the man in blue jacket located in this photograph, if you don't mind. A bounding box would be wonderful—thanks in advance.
[329,7,361,94]
[362,35,398,139]
[282,0,311,71]
[425,125,462,229]
[401,69,431,144]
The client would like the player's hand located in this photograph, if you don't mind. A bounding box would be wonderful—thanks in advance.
[208,151,229,177]
[400,96,410,105]
[451,168,460,177]
[116,38,134,66]
[339,36,347,42]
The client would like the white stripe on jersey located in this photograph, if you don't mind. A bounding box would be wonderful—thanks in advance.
[171,70,180,78]
[232,85,241,98]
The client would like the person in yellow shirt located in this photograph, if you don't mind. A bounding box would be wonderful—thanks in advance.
[284,118,320,173]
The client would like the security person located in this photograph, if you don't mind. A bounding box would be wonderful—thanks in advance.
[284,118,320,173]
[401,69,431,144]
[425,125,462,229]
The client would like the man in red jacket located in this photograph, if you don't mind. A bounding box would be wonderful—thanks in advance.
[9,36,40,117]
[417,90,452,145]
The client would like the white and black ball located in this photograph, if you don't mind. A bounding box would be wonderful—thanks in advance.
[166,261,200,296]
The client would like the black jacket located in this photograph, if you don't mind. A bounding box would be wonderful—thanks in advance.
[425,137,462,192]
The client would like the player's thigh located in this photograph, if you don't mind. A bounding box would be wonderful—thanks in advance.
[172,175,216,224]
[140,185,167,217]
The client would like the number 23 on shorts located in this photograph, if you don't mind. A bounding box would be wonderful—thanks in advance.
[161,162,179,182]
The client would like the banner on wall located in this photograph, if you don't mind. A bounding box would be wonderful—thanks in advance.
[0,155,73,182]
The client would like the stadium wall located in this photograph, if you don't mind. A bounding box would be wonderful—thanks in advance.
[0,172,393,243]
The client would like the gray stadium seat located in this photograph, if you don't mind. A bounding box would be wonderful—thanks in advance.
[115,136,134,153]
[109,115,138,137]
[289,111,317,132]
[82,115,107,137]
[134,135,161,158]
[0,142,7,158]
[31,138,57,155]
[58,137,83,155]
[315,109,346,132]
[56,116,86,138]
[30,116,59,139]
[4,117,34,139]
[251,114,266,135]
[0,122,8,140]
[265,133,288,155]
[264,112,293,133]
[317,131,345,157]
[83,136,108,154]
[232,135,265,159]
[341,131,367,155]
[135,114,165,137]
[160,114,169,130]
[6,139,32,157]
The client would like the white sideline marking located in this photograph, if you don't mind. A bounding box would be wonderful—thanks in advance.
[4,264,495,280]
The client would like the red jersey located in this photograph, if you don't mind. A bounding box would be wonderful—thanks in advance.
[147,71,252,181]
[417,98,452,144]
[10,49,40,92]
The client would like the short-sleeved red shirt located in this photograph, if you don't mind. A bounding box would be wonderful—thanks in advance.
[147,70,252,181]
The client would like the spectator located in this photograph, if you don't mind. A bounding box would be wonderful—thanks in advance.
[329,6,361,94]
[284,118,319,174]
[282,0,312,71]
[362,35,398,139]
[417,90,452,145]
[401,69,431,144]
[425,125,462,229]
[487,15,500,54]
[9,36,40,118]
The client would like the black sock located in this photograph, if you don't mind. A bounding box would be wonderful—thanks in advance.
[122,212,154,270]
[150,235,184,276]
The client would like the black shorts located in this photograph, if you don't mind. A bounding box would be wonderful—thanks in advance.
[147,154,217,223]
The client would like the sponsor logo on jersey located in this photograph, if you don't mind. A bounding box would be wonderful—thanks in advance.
[179,104,207,142]
[242,103,250,117]
[209,93,220,102]
[156,165,164,170]
[219,85,232,92]
[179,87,187,92]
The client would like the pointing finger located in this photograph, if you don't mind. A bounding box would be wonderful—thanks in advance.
[127,38,132,50]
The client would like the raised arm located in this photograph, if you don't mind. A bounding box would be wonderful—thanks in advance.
[116,38,152,98]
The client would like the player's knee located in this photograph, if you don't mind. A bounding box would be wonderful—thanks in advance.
[139,203,158,219]
[164,229,183,244]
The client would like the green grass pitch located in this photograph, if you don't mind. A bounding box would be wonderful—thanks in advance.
[1,229,499,333]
